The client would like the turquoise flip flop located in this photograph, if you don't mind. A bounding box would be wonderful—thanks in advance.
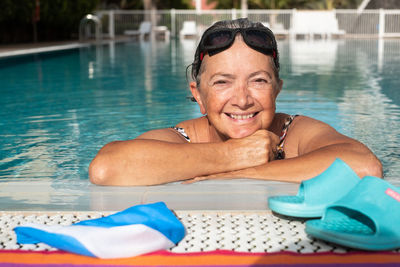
[268,158,360,218]
[305,176,400,251]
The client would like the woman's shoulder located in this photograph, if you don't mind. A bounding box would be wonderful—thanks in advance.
[274,114,331,136]
[175,116,211,143]
[274,113,321,128]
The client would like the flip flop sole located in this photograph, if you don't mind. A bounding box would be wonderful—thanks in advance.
[268,196,324,218]
[306,218,400,251]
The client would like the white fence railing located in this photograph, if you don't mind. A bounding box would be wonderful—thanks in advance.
[94,9,400,39]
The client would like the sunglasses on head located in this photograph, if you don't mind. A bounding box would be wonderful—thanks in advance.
[196,27,279,74]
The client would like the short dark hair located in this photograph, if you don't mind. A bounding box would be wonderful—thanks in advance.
[190,18,280,85]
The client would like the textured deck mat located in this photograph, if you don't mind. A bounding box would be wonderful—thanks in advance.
[1,211,399,266]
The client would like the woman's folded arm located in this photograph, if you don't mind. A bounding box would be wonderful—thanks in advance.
[88,128,277,186]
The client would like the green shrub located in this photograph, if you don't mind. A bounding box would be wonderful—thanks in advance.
[0,0,99,43]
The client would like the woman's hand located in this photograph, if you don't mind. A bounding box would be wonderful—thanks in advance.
[183,130,280,184]
[225,129,280,169]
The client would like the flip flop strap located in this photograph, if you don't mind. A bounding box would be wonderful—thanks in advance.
[302,158,360,204]
[326,176,400,237]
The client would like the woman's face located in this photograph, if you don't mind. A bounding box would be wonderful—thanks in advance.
[191,36,282,140]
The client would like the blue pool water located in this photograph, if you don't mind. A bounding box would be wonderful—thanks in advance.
[1,39,400,185]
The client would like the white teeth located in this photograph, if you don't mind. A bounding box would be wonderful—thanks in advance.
[229,113,255,120]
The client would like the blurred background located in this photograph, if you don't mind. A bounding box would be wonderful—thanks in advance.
[2,0,400,44]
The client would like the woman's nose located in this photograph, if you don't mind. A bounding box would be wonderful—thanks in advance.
[231,82,254,109]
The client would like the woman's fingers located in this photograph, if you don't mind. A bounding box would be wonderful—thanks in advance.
[250,130,280,162]
[225,129,281,168]
[181,176,208,184]
[181,171,238,184]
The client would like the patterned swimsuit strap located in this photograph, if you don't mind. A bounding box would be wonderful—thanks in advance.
[172,127,191,142]
[276,115,299,160]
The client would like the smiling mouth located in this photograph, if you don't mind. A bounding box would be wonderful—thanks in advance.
[226,112,259,120]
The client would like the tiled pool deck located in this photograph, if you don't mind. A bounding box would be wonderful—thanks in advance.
[0,38,131,57]
[0,178,321,253]
[0,41,85,57]
[1,179,400,253]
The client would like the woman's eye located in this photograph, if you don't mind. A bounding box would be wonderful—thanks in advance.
[214,80,227,85]
[254,78,268,83]
[249,78,273,89]
[208,79,231,88]
[252,77,273,85]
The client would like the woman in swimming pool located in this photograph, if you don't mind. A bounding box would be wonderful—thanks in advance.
[89,18,382,186]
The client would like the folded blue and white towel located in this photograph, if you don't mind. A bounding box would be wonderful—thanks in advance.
[14,202,185,259]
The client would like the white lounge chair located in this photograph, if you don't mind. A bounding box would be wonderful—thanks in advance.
[153,26,170,41]
[124,21,152,40]
[180,21,198,39]
[291,11,345,39]
[325,13,346,38]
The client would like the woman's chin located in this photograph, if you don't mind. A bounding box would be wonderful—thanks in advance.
[228,129,257,139]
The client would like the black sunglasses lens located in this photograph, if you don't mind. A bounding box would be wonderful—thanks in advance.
[203,30,233,48]
[245,29,273,48]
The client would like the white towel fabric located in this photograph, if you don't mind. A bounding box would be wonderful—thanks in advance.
[14,202,185,259]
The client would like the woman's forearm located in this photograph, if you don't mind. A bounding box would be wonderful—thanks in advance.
[89,139,265,186]
[89,128,280,186]
[228,142,383,183]
[89,140,224,185]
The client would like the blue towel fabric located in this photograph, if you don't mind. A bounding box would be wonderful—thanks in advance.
[14,202,186,259]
